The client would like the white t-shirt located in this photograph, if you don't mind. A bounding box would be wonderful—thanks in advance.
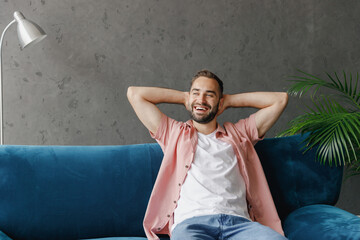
[172,130,250,231]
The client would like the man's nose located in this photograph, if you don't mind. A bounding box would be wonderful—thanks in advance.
[198,94,207,103]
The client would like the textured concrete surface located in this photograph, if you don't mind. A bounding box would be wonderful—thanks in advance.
[0,0,359,214]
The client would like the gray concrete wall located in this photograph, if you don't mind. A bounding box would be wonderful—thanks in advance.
[1,0,359,214]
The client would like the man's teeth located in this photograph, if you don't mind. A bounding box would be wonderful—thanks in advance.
[196,107,206,110]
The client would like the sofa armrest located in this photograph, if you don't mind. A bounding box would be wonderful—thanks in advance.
[284,204,360,240]
[0,231,12,240]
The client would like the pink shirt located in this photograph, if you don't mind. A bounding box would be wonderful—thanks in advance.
[143,113,284,240]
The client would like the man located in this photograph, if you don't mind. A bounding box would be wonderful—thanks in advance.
[127,70,288,240]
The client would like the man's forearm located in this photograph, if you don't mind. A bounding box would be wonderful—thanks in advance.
[222,92,288,137]
[225,92,288,110]
[127,86,187,105]
[127,86,189,134]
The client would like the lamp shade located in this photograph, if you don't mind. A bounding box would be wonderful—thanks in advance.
[14,11,47,49]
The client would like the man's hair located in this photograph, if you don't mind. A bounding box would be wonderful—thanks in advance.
[191,69,224,98]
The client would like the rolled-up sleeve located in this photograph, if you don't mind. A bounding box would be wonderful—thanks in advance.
[234,113,264,145]
[149,114,178,151]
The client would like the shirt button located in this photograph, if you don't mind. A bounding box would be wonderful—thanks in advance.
[185,165,189,168]
[167,214,171,217]
[178,183,181,186]
[173,200,177,204]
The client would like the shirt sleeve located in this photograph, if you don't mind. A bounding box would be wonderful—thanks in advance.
[149,114,176,151]
[234,113,264,145]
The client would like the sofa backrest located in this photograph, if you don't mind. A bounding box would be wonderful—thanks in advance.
[0,144,163,240]
[255,134,343,221]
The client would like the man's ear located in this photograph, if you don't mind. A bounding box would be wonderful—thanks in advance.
[219,96,224,108]
[216,96,225,116]
[185,92,191,111]
[186,102,191,112]
[219,96,225,109]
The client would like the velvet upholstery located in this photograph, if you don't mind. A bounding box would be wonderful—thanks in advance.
[284,204,360,240]
[0,144,163,240]
[0,134,358,239]
[254,133,343,220]
[0,231,11,240]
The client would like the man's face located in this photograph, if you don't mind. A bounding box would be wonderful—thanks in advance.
[188,77,222,124]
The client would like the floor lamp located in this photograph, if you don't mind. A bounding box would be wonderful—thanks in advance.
[0,11,47,145]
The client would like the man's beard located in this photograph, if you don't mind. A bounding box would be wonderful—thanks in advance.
[189,102,219,124]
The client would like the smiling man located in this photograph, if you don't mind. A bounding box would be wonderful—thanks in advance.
[127,70,288,240]
[189,77,221,124]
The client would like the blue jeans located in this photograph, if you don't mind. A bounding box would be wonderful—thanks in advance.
[171,214,287,240]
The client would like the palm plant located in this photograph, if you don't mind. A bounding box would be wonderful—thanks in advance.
[279,70,360,177]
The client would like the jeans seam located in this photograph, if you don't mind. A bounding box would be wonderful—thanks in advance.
[219,214,225,240]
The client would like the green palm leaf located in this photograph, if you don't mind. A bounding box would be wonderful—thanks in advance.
[287,70,360,110]
[280,70,360,172]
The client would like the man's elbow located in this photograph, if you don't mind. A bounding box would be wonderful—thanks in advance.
[278,92,289,108]
[127,86,138,102]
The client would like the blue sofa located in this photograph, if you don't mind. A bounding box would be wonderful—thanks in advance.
[0,134,359,240]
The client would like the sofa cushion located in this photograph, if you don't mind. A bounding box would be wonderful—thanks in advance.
[255,134,343,220]
[0,144,163,240]
[0,230,12,240]
[283,204,360,240]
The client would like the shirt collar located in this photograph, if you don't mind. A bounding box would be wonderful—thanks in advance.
[216,124,226,135]
[185,120,227,136]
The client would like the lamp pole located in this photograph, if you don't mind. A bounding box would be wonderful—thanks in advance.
[0,11,46,145]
